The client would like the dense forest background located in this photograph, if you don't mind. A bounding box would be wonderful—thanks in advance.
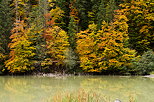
[0,0,154,75]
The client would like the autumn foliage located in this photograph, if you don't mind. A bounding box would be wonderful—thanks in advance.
[43,26,70,66]
[76,10,136,73]
[5,20,35,73]
[0,0,153,75]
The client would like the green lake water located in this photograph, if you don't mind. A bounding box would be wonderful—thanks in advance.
[0,75,154,102]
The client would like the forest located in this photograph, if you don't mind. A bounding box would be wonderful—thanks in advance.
[0,0,154,75]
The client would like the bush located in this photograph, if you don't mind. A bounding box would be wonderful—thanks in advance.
[133,50,154,75]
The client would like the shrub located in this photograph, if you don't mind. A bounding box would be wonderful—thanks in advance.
[133,50,154,75]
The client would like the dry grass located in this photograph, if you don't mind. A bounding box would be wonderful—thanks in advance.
[53,89,111,102]
[47,89,136,102]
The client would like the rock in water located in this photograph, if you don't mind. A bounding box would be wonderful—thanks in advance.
[114,99,121,102]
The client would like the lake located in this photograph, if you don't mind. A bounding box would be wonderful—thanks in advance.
[0,75,154,102]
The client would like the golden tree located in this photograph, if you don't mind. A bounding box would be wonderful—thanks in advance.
[5,20,35,73]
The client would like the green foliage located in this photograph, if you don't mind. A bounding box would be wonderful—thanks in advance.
[68,16,78,49]
[27,2,48,71]
[133,50,154,75]
[68,0,79,49]
[55,0,70,31]
[105,0,117,23]
[64,48,78,72]
[96,0,106,29]
[0,53,5,74]
[76,0,91,30]
[0,0,13,74]
[0,0,13,53]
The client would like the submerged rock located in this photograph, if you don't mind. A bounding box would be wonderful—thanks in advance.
[114,99,121,102]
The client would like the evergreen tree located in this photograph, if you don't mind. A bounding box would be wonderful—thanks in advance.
[76,0,91,30]
[0,0,13,54]
[68,0,79,49]
[96,0,106,29]
[27,0,49,71]
[106,0,117,23]
[55,0,70,31]
[0,0,13,73]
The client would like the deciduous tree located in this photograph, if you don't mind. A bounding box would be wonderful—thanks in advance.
[5,20,35,73]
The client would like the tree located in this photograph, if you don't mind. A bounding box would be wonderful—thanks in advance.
[68,0,79,49]
[0,0,13,73]
[97,11,136,73]
[76,9,136,73]
[76,24,99,72]
[41,4,70,72]
[76,0,91,30]
[5,20,35,73]
[27,0,49,71]
[120,0,154,54]
[43,26,70,71]
[96,0,106,29]
[0,0,13,53]
[12,0,30,20]
[55,0,70,31]
[134,50,154,75]
[105,0,118,23]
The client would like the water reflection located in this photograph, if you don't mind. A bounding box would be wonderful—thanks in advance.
[0,76,154,102]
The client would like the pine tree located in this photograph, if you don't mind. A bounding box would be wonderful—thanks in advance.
[76,0,91,30]
[27,0,49,71]
[105,0,118,23]
[0,0,13,73]
[96,0,106,29]
[68,0,79,49]
[55,0,70,31]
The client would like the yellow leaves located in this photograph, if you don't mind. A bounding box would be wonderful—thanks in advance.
[88,69,100,72]
[145,13,154,20]
[44,26,69,65]
[88,24,97,31]
[41,58,53,66]
[77,13,137,72]
[50,7,64,22]
[0,52,5,58]
[140,25,149,33]
[134,10,143,14]
[5,20,36,73]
